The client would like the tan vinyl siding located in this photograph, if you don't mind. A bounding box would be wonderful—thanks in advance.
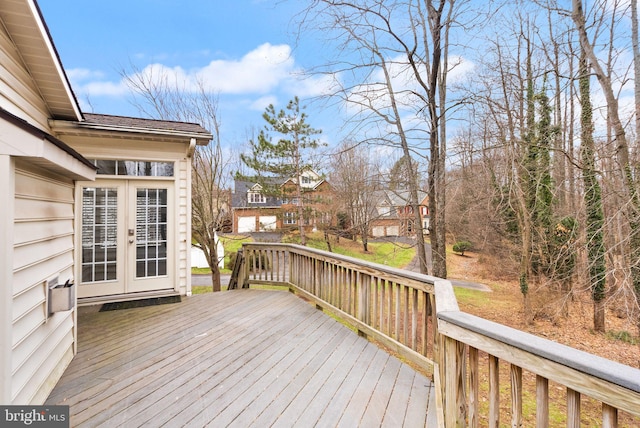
[0,22,50,130]
[11,166,75,404]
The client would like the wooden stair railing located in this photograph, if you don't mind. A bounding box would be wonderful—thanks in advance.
[227,248,247,290]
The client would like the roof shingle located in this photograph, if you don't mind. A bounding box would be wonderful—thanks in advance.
[83,113,211,136]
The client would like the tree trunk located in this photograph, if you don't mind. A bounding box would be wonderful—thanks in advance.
[324,230,333,253]
[207,246,222,292]
[579,49,607,332]
[210,266,221,293]
[631,0,640,363]
[573,0,638,332]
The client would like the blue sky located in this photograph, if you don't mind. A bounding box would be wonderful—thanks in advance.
[38,0,338,147]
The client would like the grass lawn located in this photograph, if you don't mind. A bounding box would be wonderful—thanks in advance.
[286,233,416,269]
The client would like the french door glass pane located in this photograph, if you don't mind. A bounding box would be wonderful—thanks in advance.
[136,188,168,278]
[81,187,118,283]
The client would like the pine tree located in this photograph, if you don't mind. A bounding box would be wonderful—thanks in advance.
[238,97,323,245]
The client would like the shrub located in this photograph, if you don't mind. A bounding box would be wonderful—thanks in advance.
[452,240,472,256]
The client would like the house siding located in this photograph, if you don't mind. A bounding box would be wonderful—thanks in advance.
[11,163,76,404]
[0,21,50,130]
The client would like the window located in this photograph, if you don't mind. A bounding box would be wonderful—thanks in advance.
[284,212,296,224]
[407,220,414,233]
[91,160,174,177]
[135,188,168,278]
[81,187,118,283]
[377,205,392,217]
[301,176,311,184]
[248,192,266,203]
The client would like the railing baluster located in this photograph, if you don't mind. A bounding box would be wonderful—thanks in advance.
[394,282,401,341]
[511,364,523,428]
[602,403,618,428]
[469,346,479,428]
[536,375,549,428]
[422,290,428,357]
[373,276,379,331]
[387,280,393,337]
[411,288,418,350]
[402,284,408,345]
[567,388,581,428]
[489,355,500,427]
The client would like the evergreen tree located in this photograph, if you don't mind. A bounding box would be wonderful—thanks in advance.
[238,97,323,245]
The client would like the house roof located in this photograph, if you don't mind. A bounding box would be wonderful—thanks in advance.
[0,0,82,121]
[232,179,282,209]
[83,113,211,135]
[375,189,428,207]
[50,113,213,145]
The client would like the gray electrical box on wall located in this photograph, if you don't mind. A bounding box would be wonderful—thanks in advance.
[48,279,75,314]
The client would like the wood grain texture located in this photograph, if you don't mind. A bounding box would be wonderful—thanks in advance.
[45,289,433,427]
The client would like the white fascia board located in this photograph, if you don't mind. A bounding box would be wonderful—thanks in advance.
[0,124,95,180]
[27,0,83,121]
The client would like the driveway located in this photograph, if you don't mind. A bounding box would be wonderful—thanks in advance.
[400,240,491,292]
[192,273,230,288]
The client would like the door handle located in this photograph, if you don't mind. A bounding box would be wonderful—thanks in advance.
[129,239,134,244]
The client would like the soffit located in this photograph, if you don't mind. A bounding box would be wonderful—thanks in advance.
[0,0,82,120]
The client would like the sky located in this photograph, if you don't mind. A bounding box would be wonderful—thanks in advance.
[36,0,637,166]
[37,0,338,148]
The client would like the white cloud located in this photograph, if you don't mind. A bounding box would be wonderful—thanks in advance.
[67,43,307,101]
[82,80,129,97]
[196,43,295,94]
[250,96,278,111]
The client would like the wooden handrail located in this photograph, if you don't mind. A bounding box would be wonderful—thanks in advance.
[230,242,640,427]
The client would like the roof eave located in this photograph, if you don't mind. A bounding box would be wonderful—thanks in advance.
[49,119,213,144]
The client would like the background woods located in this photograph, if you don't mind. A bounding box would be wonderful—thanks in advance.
[299,0,640,336]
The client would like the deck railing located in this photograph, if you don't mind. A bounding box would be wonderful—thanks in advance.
[230,242,640,427]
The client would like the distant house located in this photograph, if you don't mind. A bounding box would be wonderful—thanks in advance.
[232,169,335,233]
[0,0,211,404]
[369,190,430,237]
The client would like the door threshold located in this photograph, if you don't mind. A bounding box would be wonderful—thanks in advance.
[78,290,180,306]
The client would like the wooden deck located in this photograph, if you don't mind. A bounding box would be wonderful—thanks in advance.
[46,289,435,427]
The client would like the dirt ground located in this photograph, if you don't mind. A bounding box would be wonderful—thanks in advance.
[447,250,639,369]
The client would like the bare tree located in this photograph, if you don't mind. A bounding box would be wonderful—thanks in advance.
[330,142,381,251]
[572,0,640,331]
[297,0,477,276]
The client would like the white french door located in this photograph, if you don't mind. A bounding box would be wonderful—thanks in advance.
[77,179,174,298]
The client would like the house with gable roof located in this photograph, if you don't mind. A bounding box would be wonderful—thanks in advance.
[232,169,335,234]
[0,0,211,404]
[369,189,430,237]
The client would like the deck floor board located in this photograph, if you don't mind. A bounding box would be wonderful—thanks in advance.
[46,289,434,427]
